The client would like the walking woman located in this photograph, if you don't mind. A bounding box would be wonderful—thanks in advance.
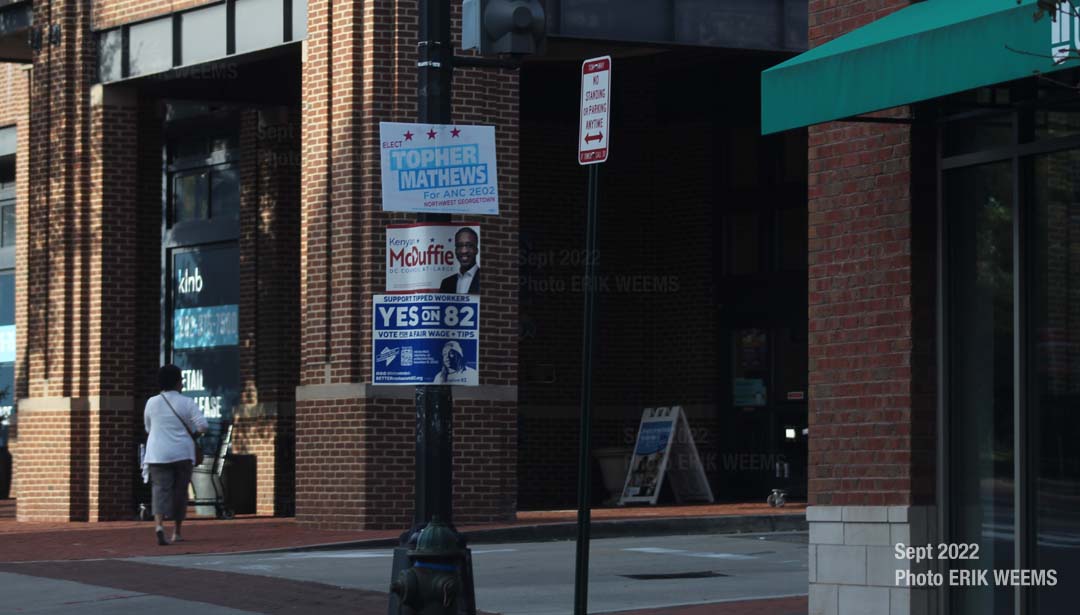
[144,364,208,545]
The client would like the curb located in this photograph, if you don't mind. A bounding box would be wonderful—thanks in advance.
[465,513,808,544]
[238,513,808,555]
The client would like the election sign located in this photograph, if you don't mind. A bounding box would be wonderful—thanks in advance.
[379,122,498,215]
[386,223,480,293]
[373,294,480,385]
[579,56,611,165]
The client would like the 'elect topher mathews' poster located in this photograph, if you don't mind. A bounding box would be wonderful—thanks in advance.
[379,122,498,215]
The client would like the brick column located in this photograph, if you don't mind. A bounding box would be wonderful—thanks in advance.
[16,0,140,521]
[295,0,518,529]
[805,2,938,614]
[235,108,301,516]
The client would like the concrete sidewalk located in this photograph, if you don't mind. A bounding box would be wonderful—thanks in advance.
[0,500,808,614]
[0,500,805,562]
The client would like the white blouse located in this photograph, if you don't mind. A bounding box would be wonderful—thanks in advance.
[143,391,209,464]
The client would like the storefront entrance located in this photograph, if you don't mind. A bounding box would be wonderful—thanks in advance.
[940,81,1080,614]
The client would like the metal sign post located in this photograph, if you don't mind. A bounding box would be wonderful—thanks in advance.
[573,54,611,615]
[386,1,479,613]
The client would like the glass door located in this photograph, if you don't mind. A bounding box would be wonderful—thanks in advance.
[1031,150,1080,613]
[162,106,241,465]
[944,161,1016,615]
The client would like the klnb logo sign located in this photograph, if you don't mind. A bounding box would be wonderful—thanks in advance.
[178,267,203,294]
[1052,3,1079,64]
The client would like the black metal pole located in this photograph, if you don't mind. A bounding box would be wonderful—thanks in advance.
[573,163,600,615]
[390,1,473,613]
[411,0,454,541]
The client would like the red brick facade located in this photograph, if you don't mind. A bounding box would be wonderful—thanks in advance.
[3,0,522,527]
[5,0,828,524]
[805,0,936,507]
[91,0,219,30]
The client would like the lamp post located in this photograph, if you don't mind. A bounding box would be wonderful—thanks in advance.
[388,2,545,612]
[387,1,475,614]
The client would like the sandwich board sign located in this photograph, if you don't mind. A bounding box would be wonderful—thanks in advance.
[619,406,714,505]
[578,56,611,165]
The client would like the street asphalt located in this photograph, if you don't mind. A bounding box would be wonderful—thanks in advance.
[0,532,809,614]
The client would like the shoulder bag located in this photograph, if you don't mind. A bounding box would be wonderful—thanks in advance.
[160,393,204,466]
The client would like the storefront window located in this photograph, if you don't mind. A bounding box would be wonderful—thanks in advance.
[170,131,240,224]
[1,201,13,248]
[170,244,240,458]
[210,166,240,219]
[1032,150,1080,613]
[733,329,768,407]
[0,271,12,447]
[945,161,1015,615]
[0,179,13,455]
[174,171,210,223]
[1034,108,1080,140]
[164,113,242,463]
[943,112,1013,158]
[941,77,1080,610]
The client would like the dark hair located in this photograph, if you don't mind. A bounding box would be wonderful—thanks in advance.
[158,364,183,391]
[455,227,478,245]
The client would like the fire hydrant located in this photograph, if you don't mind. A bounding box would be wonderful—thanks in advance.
[390,517,462,615]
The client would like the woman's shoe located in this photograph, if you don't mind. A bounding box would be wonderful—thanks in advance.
[155,527,169,546]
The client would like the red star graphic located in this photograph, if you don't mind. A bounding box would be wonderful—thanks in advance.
[450,127,461,138]
[427,129,438,140]
[403,131,414,141]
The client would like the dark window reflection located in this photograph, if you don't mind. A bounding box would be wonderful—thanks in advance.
[174,171,209,223]
[211,166,240,220]
[778,207,806,271]
[1033,151,1080,612]
[946,162,1015,615]
[1035,109,1080,140]
[943,113,1013,157]
[0,203,12,248]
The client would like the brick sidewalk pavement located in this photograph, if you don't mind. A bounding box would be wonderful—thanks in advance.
[0,558,805,615]
[0,500,806,562]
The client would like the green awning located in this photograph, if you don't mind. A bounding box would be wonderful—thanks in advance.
[762,0,1076,134]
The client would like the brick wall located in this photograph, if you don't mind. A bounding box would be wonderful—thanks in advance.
[87,89,140,520]
[18,0,96,521]
[235,108,301,516]
[806,0,936,507]
[92,0,219,30]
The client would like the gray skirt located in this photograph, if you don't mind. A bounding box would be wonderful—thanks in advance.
[148,461,193,520]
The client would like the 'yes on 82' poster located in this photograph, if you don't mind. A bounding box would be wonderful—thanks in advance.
[373,294,480,385]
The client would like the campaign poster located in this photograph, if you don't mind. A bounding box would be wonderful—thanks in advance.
[373,294,480,385]
[379,122,498,215]
[386,223,480,293]
[170,244,240,460]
